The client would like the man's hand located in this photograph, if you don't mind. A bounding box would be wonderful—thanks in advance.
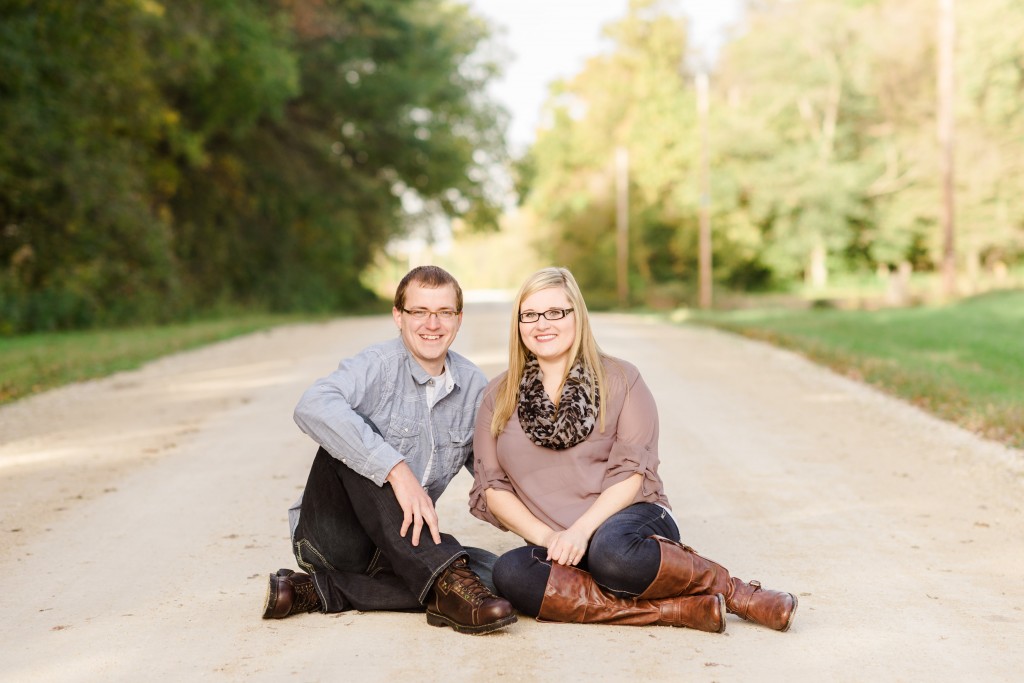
[544,527,590,566]
[386,461,441,546]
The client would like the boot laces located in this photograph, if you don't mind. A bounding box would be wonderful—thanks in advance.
[291,575,320,612]
[445,560,494,605]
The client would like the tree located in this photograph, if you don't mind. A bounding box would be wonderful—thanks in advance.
[523,0,700,305]
[0,0,180,331]
[0,0,507,331]
[716,0,882,289]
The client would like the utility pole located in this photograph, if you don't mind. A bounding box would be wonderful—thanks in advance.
[615,146,630,308]
[938,0,956,297]
[696,71,712,309]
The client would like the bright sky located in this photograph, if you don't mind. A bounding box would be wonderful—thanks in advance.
[468,0,744,152]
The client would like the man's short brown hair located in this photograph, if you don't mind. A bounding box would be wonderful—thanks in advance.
[393,265,463,312]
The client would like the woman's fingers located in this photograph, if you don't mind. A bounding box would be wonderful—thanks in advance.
[547,529,588,565]
[547,533,586,565]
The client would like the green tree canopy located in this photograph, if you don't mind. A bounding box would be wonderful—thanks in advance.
[0,0,507,332]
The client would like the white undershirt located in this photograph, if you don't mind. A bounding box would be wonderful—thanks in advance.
[424,370,447,408]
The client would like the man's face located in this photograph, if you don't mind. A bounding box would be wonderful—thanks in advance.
[392,283,462,374]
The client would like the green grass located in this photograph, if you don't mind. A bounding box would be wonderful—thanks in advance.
[0,313,307,405]
[684,289,1024,450]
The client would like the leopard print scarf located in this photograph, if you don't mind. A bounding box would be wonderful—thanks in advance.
[517,355,600,451]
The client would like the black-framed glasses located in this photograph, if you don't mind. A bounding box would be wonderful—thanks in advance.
[518,308,574,323]
[402,308,460,321]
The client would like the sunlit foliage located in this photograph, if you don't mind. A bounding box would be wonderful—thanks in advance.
[519,0,1024,305]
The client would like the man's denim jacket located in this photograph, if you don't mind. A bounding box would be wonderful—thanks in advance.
[289,336,487,536]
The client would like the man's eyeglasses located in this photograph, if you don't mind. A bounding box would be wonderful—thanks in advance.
[518,308,574,323]
[402,308,460,321]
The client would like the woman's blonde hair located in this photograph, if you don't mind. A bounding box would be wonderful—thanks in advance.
[490,267,607,437]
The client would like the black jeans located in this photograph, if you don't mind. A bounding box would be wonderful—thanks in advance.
[293,446,473,613]
[492,502,680,617]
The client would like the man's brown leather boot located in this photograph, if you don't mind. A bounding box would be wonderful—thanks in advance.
[538,563,726,632]
[425,558,517,634]
[262,568,321,619]
[640,536,798,632]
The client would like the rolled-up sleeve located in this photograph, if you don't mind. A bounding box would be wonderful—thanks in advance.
[468,389,514,530]
[602,372,661,496]
[293,351,403,487]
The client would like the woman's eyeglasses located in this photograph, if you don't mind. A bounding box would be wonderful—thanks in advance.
[518,308,574,323]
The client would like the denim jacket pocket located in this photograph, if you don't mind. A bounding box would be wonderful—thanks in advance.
[442,428,474,480]
[386,415,422,457]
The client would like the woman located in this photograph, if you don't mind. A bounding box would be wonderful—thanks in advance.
[470,267,797,632]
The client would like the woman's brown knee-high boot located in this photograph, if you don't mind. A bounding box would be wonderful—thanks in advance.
[638,536,798,632]
[537,563,726,633]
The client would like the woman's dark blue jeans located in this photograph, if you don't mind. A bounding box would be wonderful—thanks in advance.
[492,502,680,617]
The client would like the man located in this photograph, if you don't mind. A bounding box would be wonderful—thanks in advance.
[262,265,515,635]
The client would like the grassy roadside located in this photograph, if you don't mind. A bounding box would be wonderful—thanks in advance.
[682,289,1024,450]
[0,314,308,405]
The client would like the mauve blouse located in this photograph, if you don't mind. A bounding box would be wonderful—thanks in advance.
[469,356,671,533]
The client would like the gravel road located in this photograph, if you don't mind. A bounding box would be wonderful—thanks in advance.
[1,303,1022,682]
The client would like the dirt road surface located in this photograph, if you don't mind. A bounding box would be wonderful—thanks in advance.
[2,303,1022,682]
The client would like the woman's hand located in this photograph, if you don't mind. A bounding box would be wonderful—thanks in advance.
[542,474,646,565]
[544,527,590,566]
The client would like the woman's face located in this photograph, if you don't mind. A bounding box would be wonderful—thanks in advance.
[518,287,576,365]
